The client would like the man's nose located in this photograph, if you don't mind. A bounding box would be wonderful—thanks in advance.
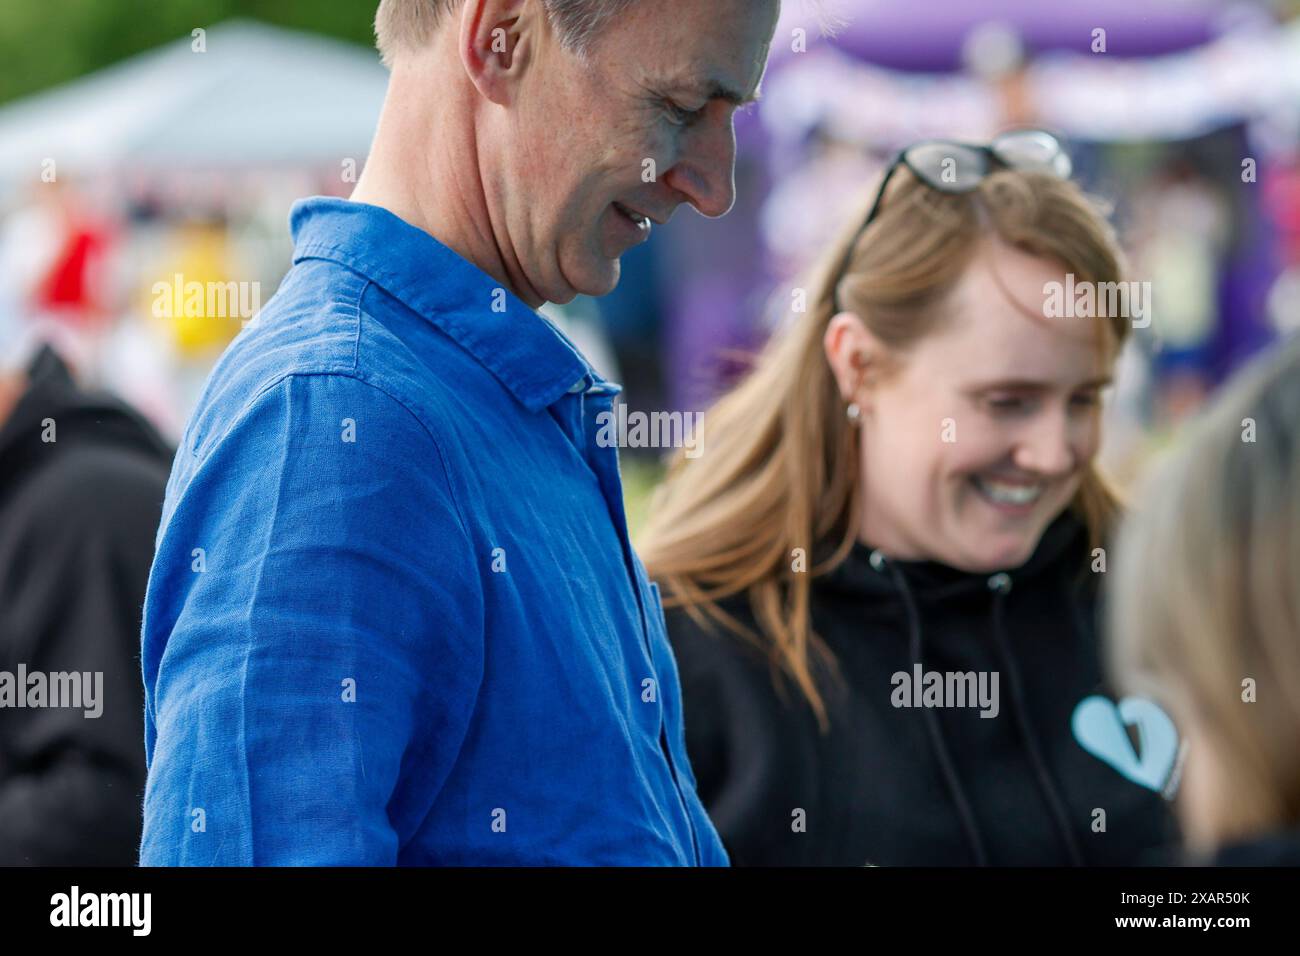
[1012,410,1077,477]
[662,113,738,219]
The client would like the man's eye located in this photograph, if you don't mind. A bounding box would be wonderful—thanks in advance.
[663,100,704,127]
[1070,391,1101,409]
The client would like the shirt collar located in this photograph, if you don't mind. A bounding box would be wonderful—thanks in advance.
[289,196,595,412]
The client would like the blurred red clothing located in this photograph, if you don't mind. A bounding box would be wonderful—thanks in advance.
[32,217,112,326]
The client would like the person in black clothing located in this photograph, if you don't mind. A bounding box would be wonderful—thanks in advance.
[639,132,1180,865]
[1110,338,1300,867]
[0,342,173,864]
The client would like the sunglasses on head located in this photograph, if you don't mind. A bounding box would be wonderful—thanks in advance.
[831,129,1074,313]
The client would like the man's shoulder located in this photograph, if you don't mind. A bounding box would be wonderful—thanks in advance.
[183,260,467,460]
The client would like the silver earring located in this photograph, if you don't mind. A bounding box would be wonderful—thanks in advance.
[846,402,861,423]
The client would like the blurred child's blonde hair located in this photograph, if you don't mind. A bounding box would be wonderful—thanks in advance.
[1110,337,1300,846]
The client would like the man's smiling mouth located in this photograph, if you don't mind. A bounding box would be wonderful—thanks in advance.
[613,202,653,232]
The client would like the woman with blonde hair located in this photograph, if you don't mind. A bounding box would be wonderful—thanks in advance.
[639,130,1179,865]
[1109,338,1300,865]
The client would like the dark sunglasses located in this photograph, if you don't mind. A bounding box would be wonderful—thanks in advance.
[831,129,1073,312]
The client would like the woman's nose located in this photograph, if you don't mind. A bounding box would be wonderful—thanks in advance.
[1012,411,1077,477]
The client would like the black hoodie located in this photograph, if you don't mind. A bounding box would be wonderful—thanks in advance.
[1202,830,1300,866]
[0,345,173,865]
[664,510,1181,866]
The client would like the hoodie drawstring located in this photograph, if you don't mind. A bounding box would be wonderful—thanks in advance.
[986,575,1086,867]
[877,553,991,866]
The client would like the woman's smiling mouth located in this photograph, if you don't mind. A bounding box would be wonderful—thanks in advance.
[970,475,1047,513]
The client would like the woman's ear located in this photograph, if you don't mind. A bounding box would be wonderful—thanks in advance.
[823,311,881,407]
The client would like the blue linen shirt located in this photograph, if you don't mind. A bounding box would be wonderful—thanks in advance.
[139,197,728,866]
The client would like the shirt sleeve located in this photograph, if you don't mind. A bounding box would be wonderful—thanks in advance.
[140,372,485,865]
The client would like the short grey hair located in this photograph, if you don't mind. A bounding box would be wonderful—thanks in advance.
[374,0,640,66]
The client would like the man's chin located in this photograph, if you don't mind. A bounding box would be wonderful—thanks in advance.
[564,260,621,301]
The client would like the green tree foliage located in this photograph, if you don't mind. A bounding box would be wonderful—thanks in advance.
[0,0,377,106]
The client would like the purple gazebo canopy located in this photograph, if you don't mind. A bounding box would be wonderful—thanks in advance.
[775,0,1222,73]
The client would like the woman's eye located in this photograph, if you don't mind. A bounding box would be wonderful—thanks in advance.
[1070,391,1101,409]
[986,395,1026,413]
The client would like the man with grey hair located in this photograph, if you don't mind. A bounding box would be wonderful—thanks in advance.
[376,0,638,66]
[139,0,779,865]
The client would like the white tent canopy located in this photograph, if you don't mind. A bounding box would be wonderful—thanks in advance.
[0,20,388,183]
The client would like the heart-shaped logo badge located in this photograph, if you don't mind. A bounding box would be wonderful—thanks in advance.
[1071,695,1178,792]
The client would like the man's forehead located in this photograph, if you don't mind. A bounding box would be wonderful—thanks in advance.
[617,0,776,105]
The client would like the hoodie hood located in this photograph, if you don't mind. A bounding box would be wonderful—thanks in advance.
[0,345,173,501]
[814,507,1097,867]
[663,496,1180,865]
[817,507,1090,602]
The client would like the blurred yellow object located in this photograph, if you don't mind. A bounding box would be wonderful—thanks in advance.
[146,222,245,357]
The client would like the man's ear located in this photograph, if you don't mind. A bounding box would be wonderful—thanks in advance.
[458,0,536,105]
[823,310,884,407]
